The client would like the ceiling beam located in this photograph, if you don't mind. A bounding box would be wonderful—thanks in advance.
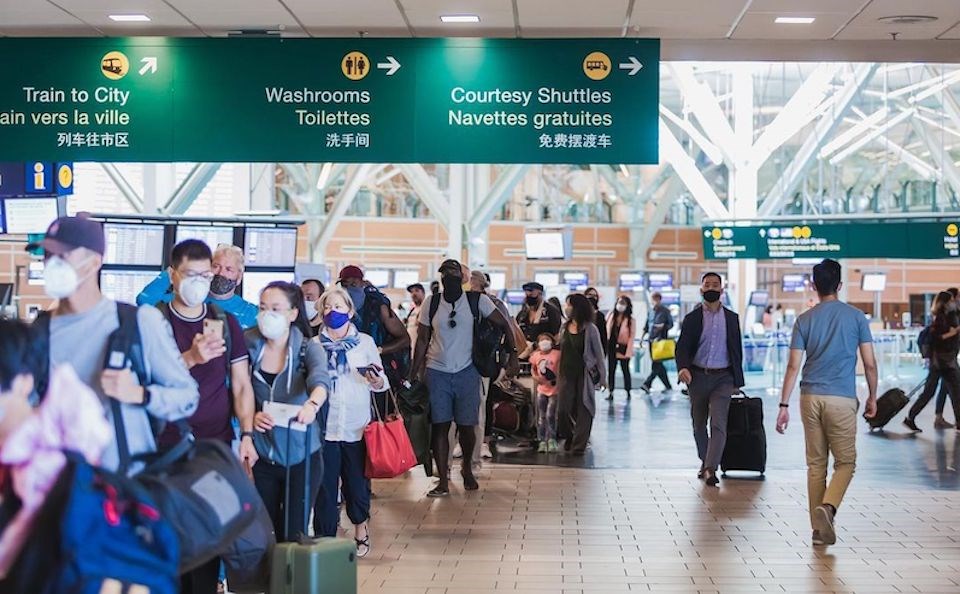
[312,163,374,252]
[396,164,450,229]
[659,119,728,220]
[99,163,144,212]
[163,163,222,215]
[468,164,529,235]
[758,63,878,217]
[668,63,742,166]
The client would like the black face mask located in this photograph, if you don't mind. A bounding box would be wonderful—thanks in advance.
[441,276,463,301]
[210,274,237,296]
[703,290,722,304]
[525,296,540,307]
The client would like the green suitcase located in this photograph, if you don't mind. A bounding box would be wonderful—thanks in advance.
[269,422,358,594]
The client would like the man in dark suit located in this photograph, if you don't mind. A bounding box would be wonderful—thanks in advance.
[676,272,745,487]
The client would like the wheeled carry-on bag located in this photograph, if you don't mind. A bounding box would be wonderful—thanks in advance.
[270,421,358,594]
[867,380,925,431]
[720,391,766,476]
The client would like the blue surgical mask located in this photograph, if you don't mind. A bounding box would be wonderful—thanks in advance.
[324,310,351,330]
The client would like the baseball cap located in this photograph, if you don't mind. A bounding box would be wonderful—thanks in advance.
[27,216,105,256]
[438,259,463,277]
[522,281,545,292]
[338,265,364,281]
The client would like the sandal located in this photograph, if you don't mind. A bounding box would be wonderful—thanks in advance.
[355,534,371,558]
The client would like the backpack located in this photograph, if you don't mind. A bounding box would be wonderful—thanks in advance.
[156,301,233,389]
[918,325,932,358]
[358,286,410,384]
[0,452,180,594]
[429,292,507,379]
[32,302,147,401]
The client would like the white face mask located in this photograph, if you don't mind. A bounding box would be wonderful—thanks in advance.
[257,311,290,340]
[178,277,211,308]
[615,303,627,313]
[538,340,553,352]
[43,256,81,299]
[303,300,318,321]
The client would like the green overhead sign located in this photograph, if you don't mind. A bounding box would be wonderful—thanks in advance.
[0,38,659,164]
[703,220,960,260]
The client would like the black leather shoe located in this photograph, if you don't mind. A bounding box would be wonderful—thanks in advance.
[704,470,720,487]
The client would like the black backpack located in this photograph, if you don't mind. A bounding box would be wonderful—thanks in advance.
[429,292,507,379]
[32,302,147,400]
[918,325,932,358]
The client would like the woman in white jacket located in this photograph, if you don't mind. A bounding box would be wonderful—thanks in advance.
[312,286,388,559]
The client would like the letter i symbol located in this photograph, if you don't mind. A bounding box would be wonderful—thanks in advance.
[34,162,45,190]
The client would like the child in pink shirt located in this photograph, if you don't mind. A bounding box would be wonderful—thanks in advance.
[529,333,561,453]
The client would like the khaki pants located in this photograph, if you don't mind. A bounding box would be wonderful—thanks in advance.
[800,394,858,529]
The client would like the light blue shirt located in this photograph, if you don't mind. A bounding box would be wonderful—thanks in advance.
[693,305,730,369]
[136,271,260,329]
[790,300,873,399]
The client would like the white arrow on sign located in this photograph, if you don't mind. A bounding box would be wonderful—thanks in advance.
[139,57,158,76]
[618,56,643,76]
[377,56,401,76]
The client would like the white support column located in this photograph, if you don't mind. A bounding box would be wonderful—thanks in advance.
[469,164,492,270]
[249,163,276,211]
[447,164,466,262]
[311,164,374,262]
[728,65,757,322]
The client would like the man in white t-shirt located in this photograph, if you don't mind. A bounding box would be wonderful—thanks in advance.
[410,259,519,498]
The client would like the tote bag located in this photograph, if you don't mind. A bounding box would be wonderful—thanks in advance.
[364,390,418,479]
[651,339,677,362]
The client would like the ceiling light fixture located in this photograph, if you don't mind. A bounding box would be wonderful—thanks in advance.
[440,15,480,24]
[775,17,815,24]
[877,15,938,25]
[109,14,151,22]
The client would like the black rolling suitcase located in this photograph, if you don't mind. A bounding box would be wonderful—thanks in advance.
[866,380,925,431]
[721,392,766,476]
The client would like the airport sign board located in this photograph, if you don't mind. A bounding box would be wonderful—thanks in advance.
[0,37,659,164]
[703,220,960,260]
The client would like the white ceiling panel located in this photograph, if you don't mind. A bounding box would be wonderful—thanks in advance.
[0,0,91,30]
[405,10,515,29]
[853,0,960,22]
[518,0,627,29]
[749,0,864,12]
[167,0,299,29]
[940,23,960,39]
[834,24,950,41]
[284,0,408,28]
[400,0,510,11]
[733,12,851,40]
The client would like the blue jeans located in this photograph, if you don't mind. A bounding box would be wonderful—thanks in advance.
[314,440,371,537]
[537,393,558,441]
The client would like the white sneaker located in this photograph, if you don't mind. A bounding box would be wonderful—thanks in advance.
[452,444,463,459]
[481,443,493,459]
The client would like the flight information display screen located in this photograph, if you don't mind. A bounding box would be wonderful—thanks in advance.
[176,225,235,250]
[3,197,58,234]
[242,271,296,303]
[103,223,166,266]
[244,227,297,267]
[100,269,159,304]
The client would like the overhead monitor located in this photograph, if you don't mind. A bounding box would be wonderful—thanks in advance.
[244,227,298,268]
[619,271,645,292]
[3,197,59,235]
[749,290,770,307]
[660,290,681,306]
[861,272,887,292]
[524,228,570,260]
[27,261,44,286]
[505,290,526,305]
[103,222,166,266]
[782,274,810,293]
[176,225,235,251]
[648,272,674,291]
[562,271,589,291]
[392,269,420,289]
[488,271,506,292]
[534,271,561,288]
[242,270,296,303]
[365,269,390,289]
[99,270,160,305]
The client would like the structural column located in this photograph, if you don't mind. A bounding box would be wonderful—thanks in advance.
[727,66,758,322]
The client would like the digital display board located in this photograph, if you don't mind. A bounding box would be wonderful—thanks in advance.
[242,271,296,303]
[749,290,770,307]
[488,272,506,292]
[3,197,58,234]
[534,271,561,288]
[100,269,160,304]
[505,290,526,305]
[176,225,235,250]
[244,227,297,268]
[703,220,960,260]
[103,222,165,266]
[365,269,390,289]
[861,273,887,292]
[647,272,674,291]
[393,270,420,289]
[660,290,681,305]
[619,272,645,292]
[525,229,571,260]
[562,271,589,291]
[782,274,810,293]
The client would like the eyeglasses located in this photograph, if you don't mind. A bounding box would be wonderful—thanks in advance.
[178,270,214,281]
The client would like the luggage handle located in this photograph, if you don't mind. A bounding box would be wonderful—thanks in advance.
[283,418,314,543]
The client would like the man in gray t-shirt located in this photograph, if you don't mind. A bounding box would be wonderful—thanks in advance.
[776,259,878,547]
[410,259,518,498]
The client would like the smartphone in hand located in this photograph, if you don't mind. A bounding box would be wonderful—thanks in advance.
[203,318,224,338]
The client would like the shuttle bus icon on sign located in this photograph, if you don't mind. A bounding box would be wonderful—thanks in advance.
[582,52,611,80]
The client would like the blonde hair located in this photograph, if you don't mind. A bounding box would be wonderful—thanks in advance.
[213,244,245,274]
[317,286,356,319]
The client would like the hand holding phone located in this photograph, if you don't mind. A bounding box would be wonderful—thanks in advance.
[203,318,224,338]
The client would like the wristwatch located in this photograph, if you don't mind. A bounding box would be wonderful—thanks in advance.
[240,431,255,440]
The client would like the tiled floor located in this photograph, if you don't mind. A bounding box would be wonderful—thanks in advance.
[357,369,960,594]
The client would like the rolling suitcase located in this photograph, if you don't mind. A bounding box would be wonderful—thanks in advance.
[867,380,925,431]
[270,422,358,594]
[720,392,766,476]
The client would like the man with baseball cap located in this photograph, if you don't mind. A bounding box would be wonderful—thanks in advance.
[410,259,520,497]
[29,216,199,473]
[516,280,562,351]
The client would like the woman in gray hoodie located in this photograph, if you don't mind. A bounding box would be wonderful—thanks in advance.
[245,281,331,542]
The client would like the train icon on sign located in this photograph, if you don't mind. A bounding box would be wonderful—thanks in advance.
[101,51,130,80]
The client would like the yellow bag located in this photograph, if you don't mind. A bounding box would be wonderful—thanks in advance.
[651,339,676,362]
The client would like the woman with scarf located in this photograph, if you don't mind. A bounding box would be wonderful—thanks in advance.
[245,281,331,543]
[312,286,388,558]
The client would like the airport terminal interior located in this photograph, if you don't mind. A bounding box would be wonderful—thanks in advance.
[1,1,960,593]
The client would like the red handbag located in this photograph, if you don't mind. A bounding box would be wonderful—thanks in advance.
[364,390,418,479]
